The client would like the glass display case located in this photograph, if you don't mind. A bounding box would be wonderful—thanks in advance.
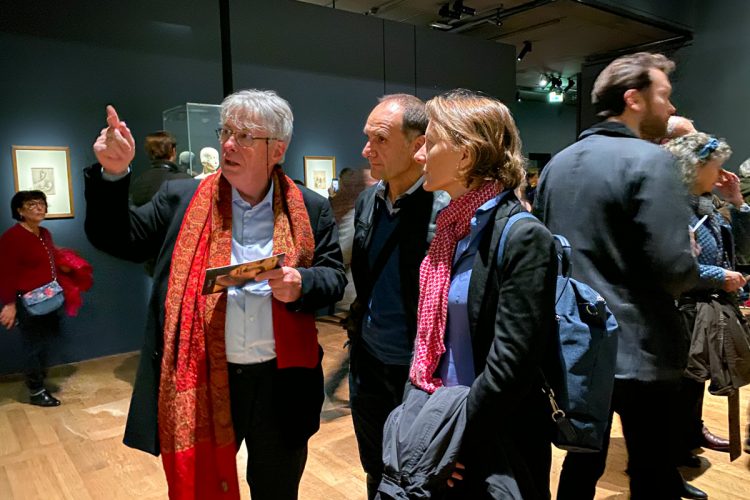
[162,102,221,176]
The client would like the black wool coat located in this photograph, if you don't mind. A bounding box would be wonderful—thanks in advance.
[535,121,698,382]
[129,160,192,207]
[460,194,560,500]
[84,164,346,455]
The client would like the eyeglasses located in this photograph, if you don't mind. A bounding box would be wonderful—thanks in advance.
[23,200,47,209]
[216,127,278,148]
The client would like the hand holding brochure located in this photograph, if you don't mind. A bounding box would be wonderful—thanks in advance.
[202,253,285,295]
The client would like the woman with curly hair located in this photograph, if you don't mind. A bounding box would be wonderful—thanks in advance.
[663,132,750,466]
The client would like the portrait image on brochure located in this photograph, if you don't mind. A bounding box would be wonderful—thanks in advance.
[202,253,285,294]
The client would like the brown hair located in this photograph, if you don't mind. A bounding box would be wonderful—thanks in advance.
[425,89,525,190]
[592,52,675,118]
[144,130,177,161]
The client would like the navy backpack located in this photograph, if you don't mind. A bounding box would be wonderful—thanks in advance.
[495,211,619,453]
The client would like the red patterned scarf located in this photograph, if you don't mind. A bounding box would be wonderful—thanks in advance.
[409,182,501,394]
[158,166,316,500]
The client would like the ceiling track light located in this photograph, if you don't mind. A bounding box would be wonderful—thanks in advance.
[564,78,576,92]
[517,40,532,62]
[548,75,563,91]
[438,1,476,21]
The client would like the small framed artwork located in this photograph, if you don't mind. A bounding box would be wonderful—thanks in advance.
[12,145,74,218]
[303,156,337,198]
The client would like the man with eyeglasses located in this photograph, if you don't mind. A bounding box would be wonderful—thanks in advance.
[84,89,346,500]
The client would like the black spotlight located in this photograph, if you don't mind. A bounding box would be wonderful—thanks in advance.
[438,3,456,18]
[454,0,476,16]
[549,76,563,91]
[439,1,476,20]
[564,78,576,92]
[517,41,532,62]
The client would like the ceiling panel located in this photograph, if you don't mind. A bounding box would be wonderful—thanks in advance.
[296,0,692,101]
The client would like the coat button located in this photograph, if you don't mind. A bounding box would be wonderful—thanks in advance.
[220,481,228,492]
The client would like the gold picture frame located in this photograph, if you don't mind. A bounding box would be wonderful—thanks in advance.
[12,145,74,218]
[303,156,336,198]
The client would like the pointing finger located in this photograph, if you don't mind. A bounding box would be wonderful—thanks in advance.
[106,105,120,128]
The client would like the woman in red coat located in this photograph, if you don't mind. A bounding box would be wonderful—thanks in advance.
[0,190,62,406]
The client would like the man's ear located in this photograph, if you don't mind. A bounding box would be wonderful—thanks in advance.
[271,140,288,164]
[624,88,643,113]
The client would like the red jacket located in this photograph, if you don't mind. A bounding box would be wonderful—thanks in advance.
[0,223,56,305]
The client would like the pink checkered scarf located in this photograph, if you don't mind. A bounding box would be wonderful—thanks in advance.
[410,181,501,393]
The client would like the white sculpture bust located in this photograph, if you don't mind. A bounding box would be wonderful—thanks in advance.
[196,146,219,179]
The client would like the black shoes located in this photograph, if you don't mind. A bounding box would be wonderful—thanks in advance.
[677,452,702,468]
[29,389,61,407]
[679,479,708,500]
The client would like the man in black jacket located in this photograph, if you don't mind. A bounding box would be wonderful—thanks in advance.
[348,94,447,499]
[129,130,192,207]
[85,90,346,500]
[536,53,701,499]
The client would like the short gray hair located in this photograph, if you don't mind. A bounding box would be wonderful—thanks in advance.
[665,116,696,139]
[662,132,732,187]
[220,89,294,146]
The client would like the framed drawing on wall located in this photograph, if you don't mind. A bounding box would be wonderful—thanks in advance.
[303,156,336,198]
[12,145,74,218]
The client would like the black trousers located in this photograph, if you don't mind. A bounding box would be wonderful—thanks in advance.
[349,343,410,500]
[228,360,308,500]
[557,379,683,500]
[677,377,706,452]
[17,302,60,392]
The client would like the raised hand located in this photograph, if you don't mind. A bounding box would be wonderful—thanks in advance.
[93,105,135,174]
[715,169,744,207]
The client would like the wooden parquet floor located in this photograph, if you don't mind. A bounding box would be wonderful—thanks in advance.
[0,318,748,499]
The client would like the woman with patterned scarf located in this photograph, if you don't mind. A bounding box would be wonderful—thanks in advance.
[407,89,560,499]
[663,133,750,466]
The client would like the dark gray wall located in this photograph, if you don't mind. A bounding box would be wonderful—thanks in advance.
[0,2,224,375]
[0,0,515,374]
[228,0,514,178]
[511,101,578,157]
[670,0,750,167]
